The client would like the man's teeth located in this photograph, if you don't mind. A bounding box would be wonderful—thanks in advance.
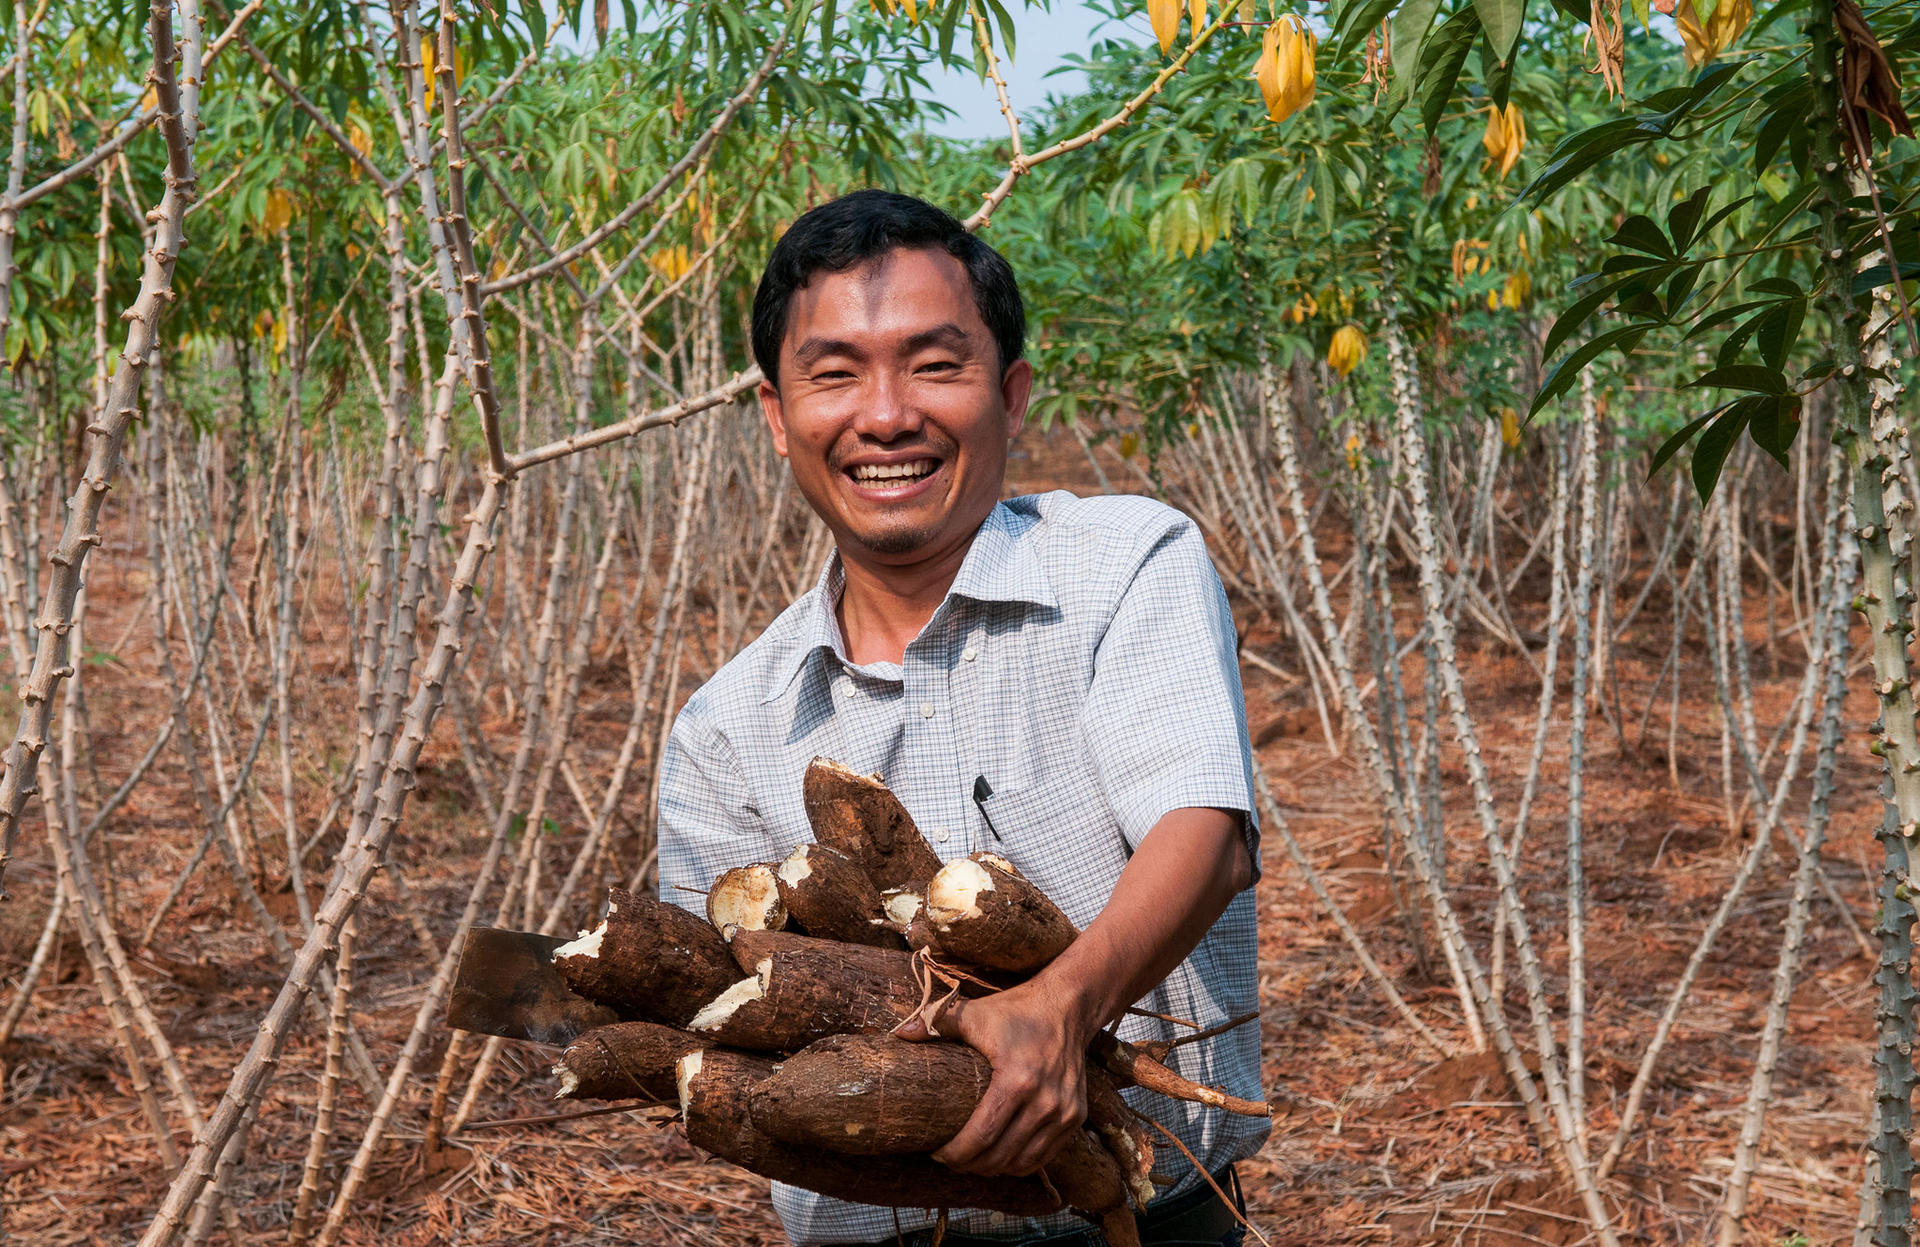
[851,460,936,483]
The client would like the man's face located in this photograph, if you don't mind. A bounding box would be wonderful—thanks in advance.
[759,246,1032,562]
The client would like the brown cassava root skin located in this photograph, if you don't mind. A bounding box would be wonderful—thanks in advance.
[679,1049,1063,1217]
[1092,1030,1269,1118]
[554,888,740,1028]
[744,1034,1141,1244]
[924,852,1079,973]
[1085,1067,1157,1211]
[802,757,944,891]
[775,842,905,948]
[750,1034,992,1155]
[690,946,922,1051]
[724,927,919,981]
[553,1020,711,1102]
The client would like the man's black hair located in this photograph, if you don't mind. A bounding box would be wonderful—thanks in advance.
[751,189,1025,387]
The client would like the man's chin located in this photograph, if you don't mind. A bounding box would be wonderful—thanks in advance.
[847,524,941,557]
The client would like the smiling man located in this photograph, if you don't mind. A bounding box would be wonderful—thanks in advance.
[656,190,1266,1247]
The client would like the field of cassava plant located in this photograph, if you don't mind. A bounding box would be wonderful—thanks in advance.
[0,0,1917,1242]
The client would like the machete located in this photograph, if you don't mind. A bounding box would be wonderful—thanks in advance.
[445,926,621,1046]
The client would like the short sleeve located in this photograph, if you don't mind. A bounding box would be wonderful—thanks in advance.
[1083,518,1260,878]
[655,697,782,916]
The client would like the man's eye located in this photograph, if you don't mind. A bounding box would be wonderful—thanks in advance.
[813,369,855,381]
[917,359,959,374]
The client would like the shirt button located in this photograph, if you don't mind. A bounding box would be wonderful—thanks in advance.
[920,702,935,719]
[933,827,951,843]
[962,646,978,662]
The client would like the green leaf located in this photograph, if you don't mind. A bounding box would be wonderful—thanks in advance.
[1389,0,1448,94]
[1529,324,1647,415]
[1332,0,1403,59]
[1473,0,1524,62]
[1686,364,1788,395]
[1691,397,1764,502]
[1417,6,1479,137]
[1648,407,1721,479]
[1542,276,1631,360]
[1607,214,1673,257]
[1665,186,1712,251]
[1747,394,1803,469]
[1755,300,1806,370]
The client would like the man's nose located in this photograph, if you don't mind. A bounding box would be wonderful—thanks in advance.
[850,369,923,442]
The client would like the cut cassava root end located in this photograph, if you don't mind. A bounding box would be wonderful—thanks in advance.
[553,888,740,1028]
[707,863,787,935]
[924,852,1078,973]
[802,757,944,891]
[553,1020,712,1102]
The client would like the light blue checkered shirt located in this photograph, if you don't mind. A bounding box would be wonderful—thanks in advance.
[657,490,1267,1245]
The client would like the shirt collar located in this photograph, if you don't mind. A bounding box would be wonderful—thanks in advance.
[759,502,1057,705]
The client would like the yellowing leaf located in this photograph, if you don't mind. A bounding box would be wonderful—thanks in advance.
[1344,431,1363,470]
[1187,0,1206,35]
[1481,102,1526,179]
[1500,406,1521,448]
[648,245,692,282]
[1501,269,1531,309]
[139,86,158,112]
[1119,432,1140,458]
[1327,325,1366,378]
[1674,0,1749,66]
[421,35,438,113]
[261,188,294,234]
[1149,0,1182,54]
[1254,16,1315,123]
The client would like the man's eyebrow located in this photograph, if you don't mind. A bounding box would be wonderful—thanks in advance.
[790,336,865,368]
[790,323,977,368]
[899,323,975,355]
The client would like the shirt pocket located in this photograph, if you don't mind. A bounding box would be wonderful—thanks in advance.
[969,781,1129,932]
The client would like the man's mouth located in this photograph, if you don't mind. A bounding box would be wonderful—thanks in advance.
[847,459,939,485]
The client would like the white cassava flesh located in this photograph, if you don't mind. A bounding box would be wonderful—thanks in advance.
[554,1065,580,1099]
[708,864,786,933]
[689,958,772,1031]
[676,1049,704,1114]
[926,858,993,925]
[882,890,923,925]
[776,846,813,886]
[553,923,606,961]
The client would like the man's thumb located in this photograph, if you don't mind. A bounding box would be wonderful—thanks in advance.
[892,994,965,1043]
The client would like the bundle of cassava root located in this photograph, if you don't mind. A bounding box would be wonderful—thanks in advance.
[546,758,1268,1246]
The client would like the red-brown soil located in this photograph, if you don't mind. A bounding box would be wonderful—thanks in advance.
[0,425,1880,1245]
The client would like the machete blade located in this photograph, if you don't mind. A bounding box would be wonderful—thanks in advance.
[446,926,621,1047]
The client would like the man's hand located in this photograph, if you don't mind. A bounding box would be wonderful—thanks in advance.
[897,808,1253,1177]
[895,978,1096,1176]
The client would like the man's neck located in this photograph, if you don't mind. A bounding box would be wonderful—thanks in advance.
[834,517,986,666]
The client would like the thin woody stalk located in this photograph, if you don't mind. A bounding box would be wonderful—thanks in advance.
[0,0,199,898]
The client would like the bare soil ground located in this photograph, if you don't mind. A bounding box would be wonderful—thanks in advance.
[0,426,1881,1245]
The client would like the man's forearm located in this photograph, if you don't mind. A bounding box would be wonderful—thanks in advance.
[1036,806,1255,1044]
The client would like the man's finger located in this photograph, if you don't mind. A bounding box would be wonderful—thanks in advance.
[932,1075,1012,1169]
[893,994,964,1043]
[965,1101,1053,1177]
[1007,1118,1076,1177]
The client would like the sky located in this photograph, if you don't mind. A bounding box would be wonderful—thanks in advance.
[918,1,1146,138]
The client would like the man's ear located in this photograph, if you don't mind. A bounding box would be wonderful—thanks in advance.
[759,379,790,458]
[1000,358,1033,440]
